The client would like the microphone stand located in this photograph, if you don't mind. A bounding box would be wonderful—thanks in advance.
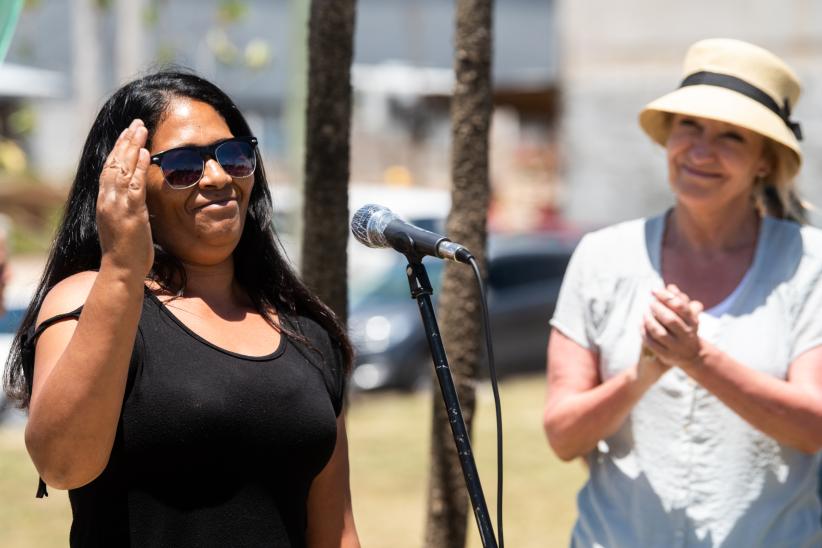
[403,252,498,548]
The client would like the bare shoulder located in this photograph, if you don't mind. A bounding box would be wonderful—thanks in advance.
[36,271,100,326]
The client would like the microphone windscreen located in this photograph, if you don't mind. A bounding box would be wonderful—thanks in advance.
[351,204,399,249]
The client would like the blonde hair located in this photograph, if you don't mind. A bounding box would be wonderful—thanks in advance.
[753,139,808,224]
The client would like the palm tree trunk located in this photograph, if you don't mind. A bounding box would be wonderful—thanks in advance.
[300,0,357,322]
[425,1,494,546]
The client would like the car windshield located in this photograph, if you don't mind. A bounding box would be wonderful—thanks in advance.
[351,259,445,308]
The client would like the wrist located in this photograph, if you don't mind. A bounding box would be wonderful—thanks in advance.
[98,257,148,288]
[679,339,711,372]
[630,356,662,389]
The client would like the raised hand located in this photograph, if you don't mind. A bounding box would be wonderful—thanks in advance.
[642,284,704,369]
[96,119,154,279]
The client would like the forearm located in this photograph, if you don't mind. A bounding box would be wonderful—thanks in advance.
[544,363,656,461]
[683,343,822,453]
[26,265,145,488]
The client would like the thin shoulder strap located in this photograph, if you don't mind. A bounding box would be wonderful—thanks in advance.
[36,478,48,498]
[28,305,83,499]
[28,306,84,346]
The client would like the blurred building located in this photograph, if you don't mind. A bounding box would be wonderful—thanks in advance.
[557,0,822,225]
[6,0,559,231]
[13,2,816,231]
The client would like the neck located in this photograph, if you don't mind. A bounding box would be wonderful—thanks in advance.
[668,200,760,254]
[176,258,247,307]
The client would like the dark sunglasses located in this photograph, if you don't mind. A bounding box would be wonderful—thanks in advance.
[150,136,258,189]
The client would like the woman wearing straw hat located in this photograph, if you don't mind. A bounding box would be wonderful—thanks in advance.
[543,38,822,546]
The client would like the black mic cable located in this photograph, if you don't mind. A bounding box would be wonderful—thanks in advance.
[468,254,504,548]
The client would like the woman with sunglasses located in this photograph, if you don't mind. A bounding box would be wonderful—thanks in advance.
[544,39,822,546]
[3,70,360,547]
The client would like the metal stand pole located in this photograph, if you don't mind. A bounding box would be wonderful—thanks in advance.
[404,255,497,548]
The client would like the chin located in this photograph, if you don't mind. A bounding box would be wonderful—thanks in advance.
[671,183,714,204]
[200,228,243,250]
[674,188,752,214]
[194,215,244,239]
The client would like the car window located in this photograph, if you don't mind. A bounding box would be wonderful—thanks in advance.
[488,253,570,292]
[353,259,445,307]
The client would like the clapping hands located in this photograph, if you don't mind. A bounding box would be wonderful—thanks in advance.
[641,284,704,370]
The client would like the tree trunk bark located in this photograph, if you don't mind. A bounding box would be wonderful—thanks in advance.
[424,1,494,547]
[300,0,357,322]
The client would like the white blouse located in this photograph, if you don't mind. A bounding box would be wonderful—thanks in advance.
[551,212,822,547]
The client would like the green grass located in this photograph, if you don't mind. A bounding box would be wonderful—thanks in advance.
[0,427,71,548]
[0,374,585,547]
[348,374,585,548]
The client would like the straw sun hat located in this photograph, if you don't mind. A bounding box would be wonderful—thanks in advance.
[639,38,803,176]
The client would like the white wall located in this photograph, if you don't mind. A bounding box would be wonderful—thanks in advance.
[557,0,822,225]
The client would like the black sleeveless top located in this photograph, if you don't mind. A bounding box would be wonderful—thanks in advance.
[40,292,345,547]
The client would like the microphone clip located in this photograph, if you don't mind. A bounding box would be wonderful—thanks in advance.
[403,254,435,299]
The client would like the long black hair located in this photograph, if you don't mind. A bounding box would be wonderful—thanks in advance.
[4,69,352,408]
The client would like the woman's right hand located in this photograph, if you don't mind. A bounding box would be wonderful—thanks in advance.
[27,123,154,489]
[96,119,153,279]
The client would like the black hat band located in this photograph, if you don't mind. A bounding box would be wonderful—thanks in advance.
[680,71,802,141]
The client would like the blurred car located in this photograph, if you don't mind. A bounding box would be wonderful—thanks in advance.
[348,231,579,391]
[0,274,36,424]
[0,306,25,421]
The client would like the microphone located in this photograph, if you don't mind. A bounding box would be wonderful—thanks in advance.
[351,204,474,264]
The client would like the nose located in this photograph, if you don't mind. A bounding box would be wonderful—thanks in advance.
[199,157,233,188]
[687,136,715,164]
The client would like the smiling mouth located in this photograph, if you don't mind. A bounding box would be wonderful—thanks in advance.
[681,165,722,179]
[197,198,238,210]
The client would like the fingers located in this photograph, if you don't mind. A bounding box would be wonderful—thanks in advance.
[102,120,148,187]
[640,317,674,370]
[129,148,150,204]
[652,285,702,327]
[648,301,688,339]
[641,332,671,359]
[120,125,146,180]
[644,284,705,368]
[642,311,670,349]
[96,121,155,278]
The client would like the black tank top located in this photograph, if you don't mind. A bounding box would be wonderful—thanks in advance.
[42,291,345,547]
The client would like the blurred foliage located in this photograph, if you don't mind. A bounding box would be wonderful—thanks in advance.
[0,183,65,255]
[207,28,240,65]
[11,219,61,255]
[141,0,269,71]
[8,107,36,136]
[217,0,248,24]
[142,3,159,26]
[9,212,61,255]
[0,140,27,174]
[244,38,271,70]
[23,0,40,10]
